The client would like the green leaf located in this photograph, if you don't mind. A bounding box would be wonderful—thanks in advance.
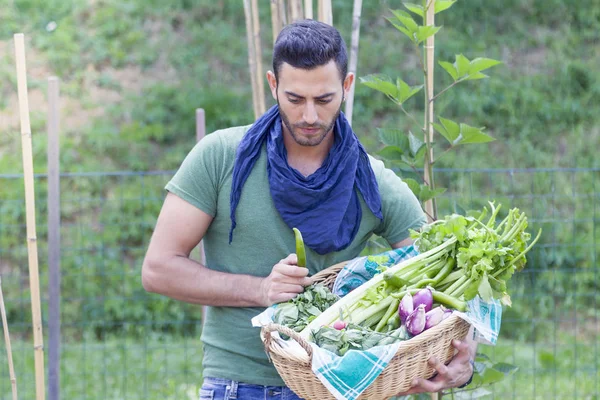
[400,154,417,166]
[403,178,421,198]
[455,54,471,77]
[477,366,506,384]
[465,72,489,81]
[419,186,446,203]
[408,131,425,157]
[360,74,398,99]
[434,116,460,143]
[439,61,458,81]
[435,0,457,13]
[403,2,424,18]
[378,146,405,161]
[388,10,420,43]
[416,25,441,43]
[475,353,493,364]
[390,10,419,32]
[396,78,423,104]
[387,20,414,41]
[457,124,495,144]
[469,57,502,74]
[377,128,410,149]
[478,273,493,302]
[488,274,507,293]
[464,275,482,300]
[493,362,519,376]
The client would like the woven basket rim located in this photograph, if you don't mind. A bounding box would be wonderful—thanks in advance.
[262,313,468,363]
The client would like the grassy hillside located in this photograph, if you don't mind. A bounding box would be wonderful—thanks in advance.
[0,0,598,174]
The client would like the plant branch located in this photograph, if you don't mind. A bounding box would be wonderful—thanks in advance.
[430,78,465,103]
[432,145,455,165]
[400,104,425,134]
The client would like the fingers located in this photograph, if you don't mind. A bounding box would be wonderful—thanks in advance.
[280,253,298,265]
[273,262,311,286]
[429,356,449,377]
[453,339,470,352]
[452,339,474,361]
[410,376,444,394]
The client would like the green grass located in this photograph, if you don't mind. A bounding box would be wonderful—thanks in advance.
[0,336,203,400]
[0,332,597,399]
[468,332,600,399]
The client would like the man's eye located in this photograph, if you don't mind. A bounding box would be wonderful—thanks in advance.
[317,99,332,104]
[288,98,300,104]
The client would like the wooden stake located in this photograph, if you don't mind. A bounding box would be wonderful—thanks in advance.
[243,0,260,119]
[251,0,266,115]
[318,0,332,25]
[0,278,18,400]
[13,32,46,400]
[304,0,313,19]
[47,76,60,400]
[289,0,303,22]
[344,0,363,126]
[271,0,283,44]
[279,0,288,26]
[423,0,436,221]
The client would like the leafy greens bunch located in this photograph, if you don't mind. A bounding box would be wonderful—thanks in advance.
[272,283,339,333]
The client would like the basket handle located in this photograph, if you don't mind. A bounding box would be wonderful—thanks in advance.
[263,323,313,359]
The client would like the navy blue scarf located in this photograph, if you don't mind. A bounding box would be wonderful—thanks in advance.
[229,105,382,254]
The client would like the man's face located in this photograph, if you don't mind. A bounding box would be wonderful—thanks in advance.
[267,61,353,147]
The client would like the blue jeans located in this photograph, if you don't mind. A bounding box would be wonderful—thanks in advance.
[199,377,304,400]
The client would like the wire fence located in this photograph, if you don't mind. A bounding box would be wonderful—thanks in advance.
[0,168,598,399]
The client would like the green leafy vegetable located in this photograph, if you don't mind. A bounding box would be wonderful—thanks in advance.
[272,283,338,332]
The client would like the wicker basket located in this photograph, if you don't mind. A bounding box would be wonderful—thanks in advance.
[261,261,471,400]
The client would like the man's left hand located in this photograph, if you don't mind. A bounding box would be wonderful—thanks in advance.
[401,339,474,395]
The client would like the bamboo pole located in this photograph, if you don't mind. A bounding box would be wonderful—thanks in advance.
[304,0,313,19]
[423,0,436,221]
[344,0,363,126]
[289,0,303,22]
[318,0,322,22]
[0,277,18,400]
[251,0,266,115]
[13,32,46,400]
[271,0,283,44]
[243,0,260,119]
[279,0,288,26]
[318,0,332,25]
[47,76,60,400]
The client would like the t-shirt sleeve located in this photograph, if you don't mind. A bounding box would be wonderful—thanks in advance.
[165,132,225,217]
[371,157,427,244]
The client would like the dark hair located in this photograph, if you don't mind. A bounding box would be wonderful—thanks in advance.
[272,19,348,83]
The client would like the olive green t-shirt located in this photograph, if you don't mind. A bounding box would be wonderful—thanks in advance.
[165,125,426,386]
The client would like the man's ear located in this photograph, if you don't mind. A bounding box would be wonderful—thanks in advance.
[266,71,278,100]
[343,72,355,98]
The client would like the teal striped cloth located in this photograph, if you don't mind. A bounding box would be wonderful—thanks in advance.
[332,246,419,296]
[310,340,402,400]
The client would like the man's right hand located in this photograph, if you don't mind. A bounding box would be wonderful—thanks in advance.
[259,254,312,306]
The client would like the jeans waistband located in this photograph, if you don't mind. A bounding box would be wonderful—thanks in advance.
[203,376,288,398]
[204,377,286,388]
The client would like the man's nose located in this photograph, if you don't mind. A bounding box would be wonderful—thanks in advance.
[302,102,318,125]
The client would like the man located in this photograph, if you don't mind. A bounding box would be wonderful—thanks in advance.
[142,19,474,399]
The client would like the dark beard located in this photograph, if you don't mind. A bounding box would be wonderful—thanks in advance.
[277,95,344,147]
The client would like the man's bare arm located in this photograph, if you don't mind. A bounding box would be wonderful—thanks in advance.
[141,193,310,307]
